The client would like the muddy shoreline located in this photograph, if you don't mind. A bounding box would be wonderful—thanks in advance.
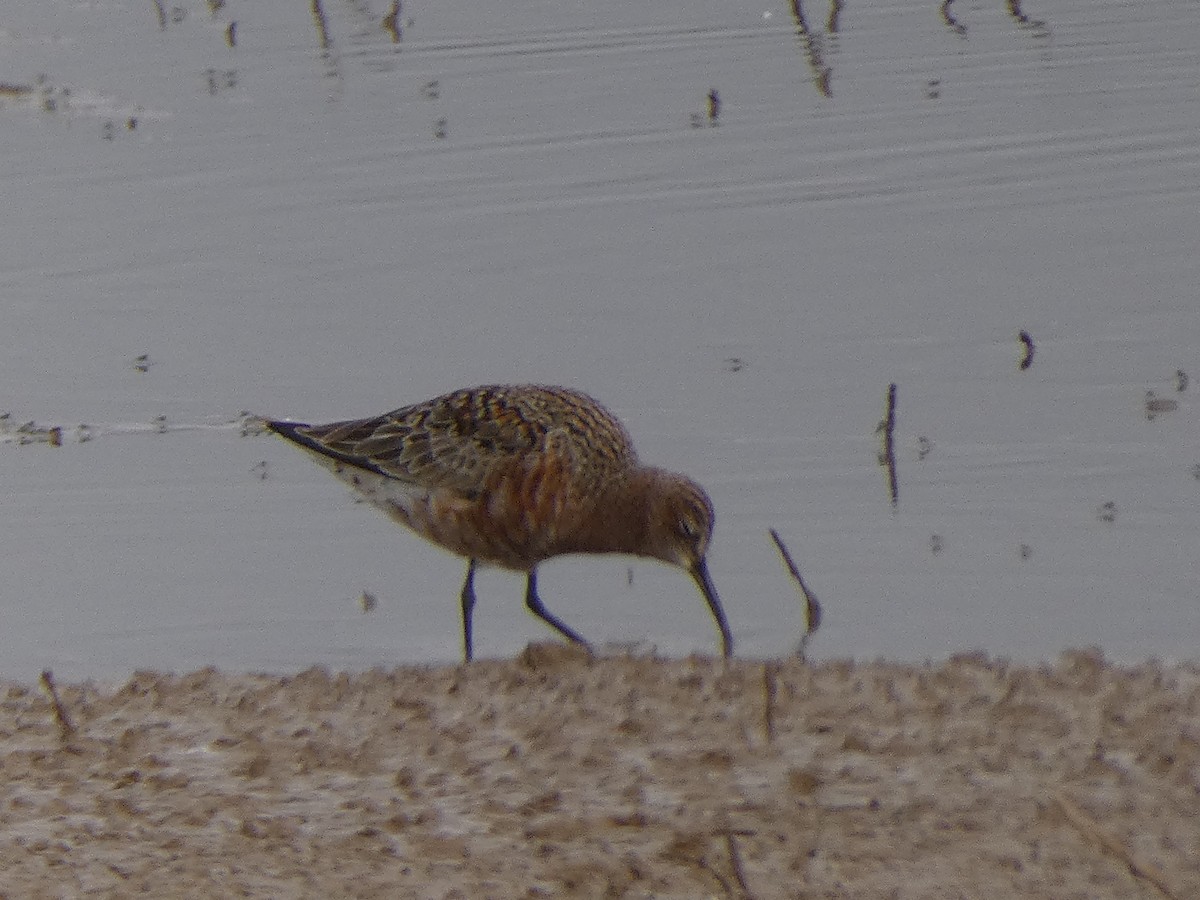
[2,646,1197,898]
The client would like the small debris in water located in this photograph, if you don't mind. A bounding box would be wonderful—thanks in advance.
[206,69,237,96]
[1175,369,1188,392]
[1017,330,1035,370]
[929,534,944,555]
[1096,501,1117,524]
[237,415,268,441]
[239,413,269,437]
[382,1,402,42]
[1144,391,1178,421]
[133,353,152,373]
[0,415,66,447]
[359,590,378,613]
[916,436,933,460]
[875,383,899,507]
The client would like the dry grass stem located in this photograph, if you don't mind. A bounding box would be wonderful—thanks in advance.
[724,822,754,898]
[762,661,778,743]
[1055,791,1181,900]
[39,669,75,739]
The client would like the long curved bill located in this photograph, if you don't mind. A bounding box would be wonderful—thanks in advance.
[691,557,733,658]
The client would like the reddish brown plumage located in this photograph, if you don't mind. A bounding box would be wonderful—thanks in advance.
[266,384,732,661]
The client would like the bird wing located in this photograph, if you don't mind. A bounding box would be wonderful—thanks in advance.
[269,386,636,499]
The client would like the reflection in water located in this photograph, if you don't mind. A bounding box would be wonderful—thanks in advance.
[690,90,721,129]
[789,0,838,98]
[942,0,1050,38]
[1144,391,1179,421]
[309,0,344,87]
[309,0,408,82]
[1006,0,1048,34]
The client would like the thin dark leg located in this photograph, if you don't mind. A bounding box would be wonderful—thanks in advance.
[524,569,591,651]
[459,559,478,662]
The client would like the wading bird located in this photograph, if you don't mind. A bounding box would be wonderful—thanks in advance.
[265,384,732,661]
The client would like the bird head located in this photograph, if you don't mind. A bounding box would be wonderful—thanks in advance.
[644,472,732,658]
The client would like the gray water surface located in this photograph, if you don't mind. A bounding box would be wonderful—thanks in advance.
[1,0,1198,678]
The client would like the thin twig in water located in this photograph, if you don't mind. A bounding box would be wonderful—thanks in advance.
[768,528,822,658]
[875,383,899,506]
[1055,792,1180,900]
[39,670,75,739]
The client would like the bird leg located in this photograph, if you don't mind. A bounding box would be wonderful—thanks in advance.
[524,569,591,651]
[460,559,478,662]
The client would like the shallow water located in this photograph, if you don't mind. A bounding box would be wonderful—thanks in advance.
[1,0,1198,678]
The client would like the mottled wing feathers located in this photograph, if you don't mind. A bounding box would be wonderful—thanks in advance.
[270,385,637,498]
[263,419,395,479]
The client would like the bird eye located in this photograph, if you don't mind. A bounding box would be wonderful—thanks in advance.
[678,516,700,541]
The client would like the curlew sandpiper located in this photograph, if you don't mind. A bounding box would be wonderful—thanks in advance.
[265,384,732,661]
